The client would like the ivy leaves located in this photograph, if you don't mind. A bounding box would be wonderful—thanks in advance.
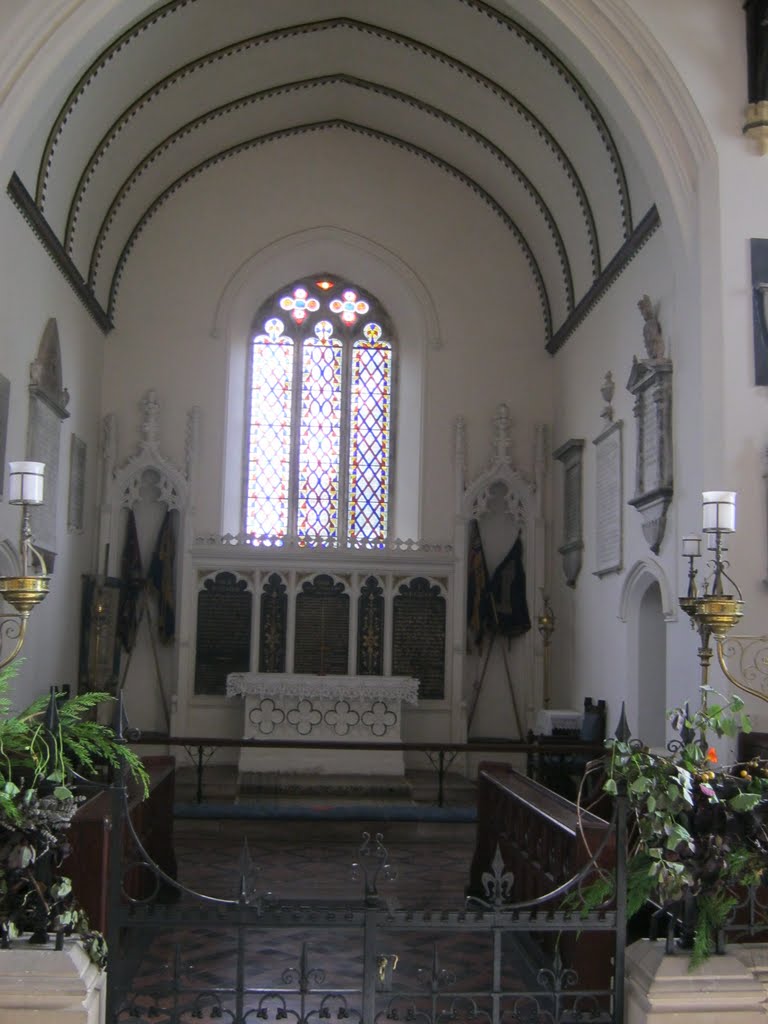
[599,688,768,958]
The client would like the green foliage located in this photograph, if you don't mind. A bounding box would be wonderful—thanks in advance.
[583,688,768,967]
[0,661,149,962]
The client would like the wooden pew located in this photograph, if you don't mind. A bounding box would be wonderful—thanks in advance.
[467,762,615,992]
[64,756,176,934]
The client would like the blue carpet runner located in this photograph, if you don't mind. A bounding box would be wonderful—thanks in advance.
[175,801,476,822]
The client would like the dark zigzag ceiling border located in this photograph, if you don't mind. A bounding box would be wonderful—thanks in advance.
[41,13,607,279]
[105,119,552,339]
[85,75,574,314]
[8,169,656,347]
[461,0,631,236]
[548,205,660,353]
[7,172,111,331]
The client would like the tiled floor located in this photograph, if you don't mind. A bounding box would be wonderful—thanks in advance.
[113,810,613,1021]
[114,818,512,1022]
[172,818,477,905]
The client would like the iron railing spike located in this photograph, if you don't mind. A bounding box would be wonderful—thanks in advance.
[111,693,125,739]
[614,701,632,741]
[44,685,60,735]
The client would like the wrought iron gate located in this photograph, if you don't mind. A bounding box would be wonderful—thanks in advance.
[104,764,627,1023]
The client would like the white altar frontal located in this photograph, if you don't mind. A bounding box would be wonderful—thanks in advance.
[226,673,419,783]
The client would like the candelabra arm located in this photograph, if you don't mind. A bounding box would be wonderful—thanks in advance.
[715,637,768,705]
[0,614,29,673]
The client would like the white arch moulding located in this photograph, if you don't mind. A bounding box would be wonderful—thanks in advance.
[213,225,438,543]
[618,557,676,625]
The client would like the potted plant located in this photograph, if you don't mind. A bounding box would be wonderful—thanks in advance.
[0,662,147,962]
[581,687,768,968]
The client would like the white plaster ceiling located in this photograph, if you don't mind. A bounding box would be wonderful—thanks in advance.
[12,0,656,345]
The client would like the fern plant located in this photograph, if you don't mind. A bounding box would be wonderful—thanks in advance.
[0,662,148,959]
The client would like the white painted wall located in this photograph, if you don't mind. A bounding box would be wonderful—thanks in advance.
[0,196,105,707]
[104,130,551,544]
[0,0,767,750]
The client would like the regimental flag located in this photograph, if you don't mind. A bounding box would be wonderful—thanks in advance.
[488,531,531,638]
[149,509,176,645]
[466,518,490,651]
[117,508,143,653]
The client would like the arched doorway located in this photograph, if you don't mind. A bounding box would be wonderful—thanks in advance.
[637,581,667,747]
[620,559,675,744]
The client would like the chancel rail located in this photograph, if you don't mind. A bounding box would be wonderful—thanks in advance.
[129,735,606,806]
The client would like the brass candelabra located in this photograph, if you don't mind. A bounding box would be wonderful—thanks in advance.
[0,462,49,670]
[678,491,767,707]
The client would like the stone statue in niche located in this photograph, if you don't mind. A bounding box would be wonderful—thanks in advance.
[638,294,665,361]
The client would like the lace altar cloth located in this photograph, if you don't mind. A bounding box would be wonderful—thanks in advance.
[227,674,419,777]
[226,673,419,704]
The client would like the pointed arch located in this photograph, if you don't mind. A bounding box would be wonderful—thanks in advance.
[214,227,434,541]
[618,558,676,624]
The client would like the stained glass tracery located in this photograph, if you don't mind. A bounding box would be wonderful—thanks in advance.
[246,279,394,545]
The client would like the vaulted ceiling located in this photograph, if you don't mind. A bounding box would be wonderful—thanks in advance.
[9,0,659,348]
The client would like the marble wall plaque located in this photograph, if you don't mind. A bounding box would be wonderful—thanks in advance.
[67,435,86,533]
[26,394,61,554]
[553,438,585,587]
[0,376,8,498]
[593,421,623,576]
[626,355,673,554]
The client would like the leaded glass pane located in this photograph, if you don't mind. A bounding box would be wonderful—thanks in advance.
[246,320,294,537]
[246,278,393,546]
[297,321,343,541]
[329,289,370,325]
[348,323,391,543]
[279,285,320,324]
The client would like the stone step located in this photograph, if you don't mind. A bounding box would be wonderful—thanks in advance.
[174,765,476,807]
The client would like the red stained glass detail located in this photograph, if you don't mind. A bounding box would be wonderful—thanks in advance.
[279,286,320,324]
[329,289,370,326]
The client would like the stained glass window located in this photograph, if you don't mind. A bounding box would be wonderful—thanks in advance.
[245,278,394,546]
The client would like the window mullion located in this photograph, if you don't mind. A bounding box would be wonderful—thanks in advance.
[338,331,352,546]
[287,332,303,542]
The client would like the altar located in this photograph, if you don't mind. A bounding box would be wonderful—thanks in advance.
[226,673,419,780]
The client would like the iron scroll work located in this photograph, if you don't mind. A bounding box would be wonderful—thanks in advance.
[104,743,628,1022]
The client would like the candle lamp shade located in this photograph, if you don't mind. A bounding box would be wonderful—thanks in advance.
[682,535,701,558]
[702,491,736,534]
[8,462,45,505]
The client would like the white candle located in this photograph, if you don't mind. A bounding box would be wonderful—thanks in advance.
[702,491,736,533]
[8,462,45,505]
